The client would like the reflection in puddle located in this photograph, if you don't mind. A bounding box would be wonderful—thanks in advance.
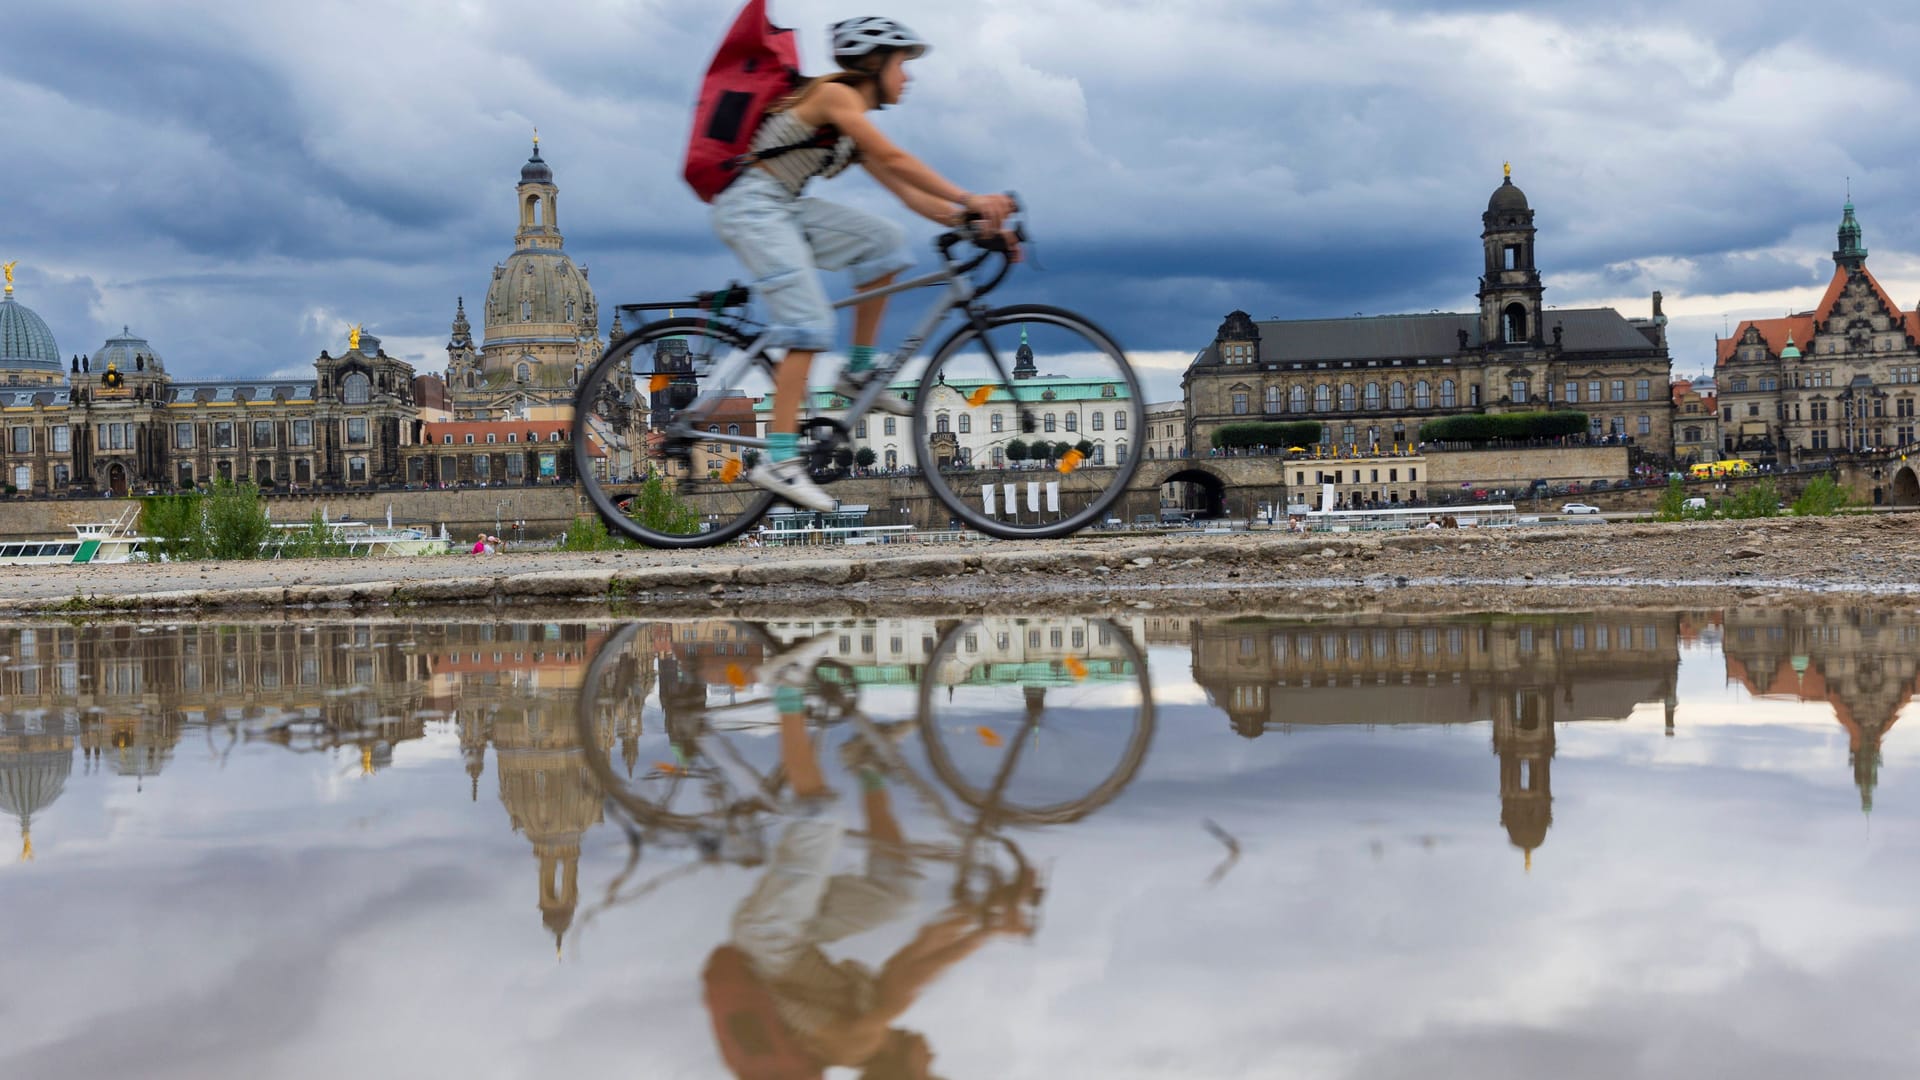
[1,608,1918,1077]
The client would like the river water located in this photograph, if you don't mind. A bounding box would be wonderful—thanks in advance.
[2,608,1916,1079]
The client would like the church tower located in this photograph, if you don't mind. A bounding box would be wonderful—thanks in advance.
[1834,200,1868,271]
[478,139,600,392]
[445,297,479,394]
[1479,165,1546,348]
[1493,686,1555,869]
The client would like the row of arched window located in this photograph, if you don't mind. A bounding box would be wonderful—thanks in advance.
[931,410,1128,434]
[1244,380,1460,414]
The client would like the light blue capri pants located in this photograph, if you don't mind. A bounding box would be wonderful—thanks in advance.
[710,169,916,352]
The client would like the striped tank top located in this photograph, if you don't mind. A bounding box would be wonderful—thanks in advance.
[749,110,859,195]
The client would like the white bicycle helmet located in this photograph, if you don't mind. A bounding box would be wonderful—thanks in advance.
[830,16,930,67]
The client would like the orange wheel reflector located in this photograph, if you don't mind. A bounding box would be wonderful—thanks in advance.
[721,459,743,483]
[648,373,672,393]
[1057,449,1085,473]
[967,386,994,407]
[976,726,1004,749]
[725,662,749,688]
[1063,656,1089,681]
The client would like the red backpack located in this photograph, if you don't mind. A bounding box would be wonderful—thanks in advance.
[703,946,825,1079]
[683,0,835,203]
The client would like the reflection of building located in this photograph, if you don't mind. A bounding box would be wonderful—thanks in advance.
[1718,609,1920,810]
[1183,169,1674,460]
[761,616,1139,687]
[0,720,73,862]
[1191,614,1680,860]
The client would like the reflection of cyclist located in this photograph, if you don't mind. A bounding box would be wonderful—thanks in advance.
[704,640,1035,1078]
[712,17,1017,511]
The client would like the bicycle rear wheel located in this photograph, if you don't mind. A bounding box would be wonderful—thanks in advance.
[572,318,777,548]
[915,305,1145,539]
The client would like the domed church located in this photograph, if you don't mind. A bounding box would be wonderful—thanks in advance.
[444,140,605,420]
[0,265,65,387]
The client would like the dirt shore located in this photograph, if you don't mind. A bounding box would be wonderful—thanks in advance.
[1,514,1916,619]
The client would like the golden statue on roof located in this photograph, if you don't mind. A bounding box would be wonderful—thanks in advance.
[2,261,15,295]
[348,324,363,351]
[1504,161,1512,180]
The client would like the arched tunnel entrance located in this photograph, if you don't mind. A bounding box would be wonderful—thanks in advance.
[1160,468,1228,519]
[1893,465,1920,507]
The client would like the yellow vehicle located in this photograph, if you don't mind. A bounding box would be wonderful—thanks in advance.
[1690,460,1754,479]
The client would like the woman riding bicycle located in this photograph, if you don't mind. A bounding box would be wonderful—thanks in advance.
[712,16,1018,512]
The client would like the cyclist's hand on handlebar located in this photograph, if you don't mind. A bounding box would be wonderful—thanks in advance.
[959,193,1022,260]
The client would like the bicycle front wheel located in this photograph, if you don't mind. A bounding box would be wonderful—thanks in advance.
[915,305,1145,539]
[572,318,777,548]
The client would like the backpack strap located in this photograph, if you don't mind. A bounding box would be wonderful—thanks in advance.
[723,125,842,174]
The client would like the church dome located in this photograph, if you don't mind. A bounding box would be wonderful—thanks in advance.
[521,143,553,184]
[1488,176,1530,213]
[483,250,598,342]
[0,738,73,860]
[0,294,62,374]
[91,326,164,374]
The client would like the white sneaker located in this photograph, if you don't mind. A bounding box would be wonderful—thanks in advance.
[746,457,836,512]
[835,368,914,415]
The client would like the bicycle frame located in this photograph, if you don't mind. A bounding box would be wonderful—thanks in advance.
[658,250,1017,451]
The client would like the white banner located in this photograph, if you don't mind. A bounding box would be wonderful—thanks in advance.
[1027,482,1041,512]
[1003,483,1017,516]
[1045,481,1060,513]
[982,484,996,516]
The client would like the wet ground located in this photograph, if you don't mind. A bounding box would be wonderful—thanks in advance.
[3,604,1918,1079]
[3,514,1917,615]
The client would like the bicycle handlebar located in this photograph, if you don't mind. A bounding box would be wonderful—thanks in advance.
[937,192,1025,296]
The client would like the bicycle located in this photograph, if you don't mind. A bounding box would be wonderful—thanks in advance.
[568,615,1156,920]
[571,207,1146,547]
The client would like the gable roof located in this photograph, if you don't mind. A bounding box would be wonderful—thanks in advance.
[1717,263,1920,367]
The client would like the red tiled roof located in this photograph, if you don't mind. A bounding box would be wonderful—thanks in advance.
[1717,263,1920,368]
[422,420,606,458]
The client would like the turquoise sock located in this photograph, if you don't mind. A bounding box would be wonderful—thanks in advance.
[847,345,875,374]
[773,685,805,713]
[768,432,799,462]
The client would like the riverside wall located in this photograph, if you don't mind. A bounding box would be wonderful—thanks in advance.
[0,486,590,542]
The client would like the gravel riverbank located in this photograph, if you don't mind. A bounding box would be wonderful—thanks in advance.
[1,515,1915,617]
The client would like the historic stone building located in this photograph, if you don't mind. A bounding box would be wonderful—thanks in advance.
[1714,202,1920,468]
[1184,170,1674,463]
[443,140,607,421]
[1670,376,1720,466]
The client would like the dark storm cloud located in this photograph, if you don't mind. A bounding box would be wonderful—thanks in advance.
[3,0,1916,379]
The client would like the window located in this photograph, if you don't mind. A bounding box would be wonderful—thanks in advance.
[1091,412,1104,431]
[1044,413,1057,432]
[1339,384,1356,411]
[348,419,369,444]
[507,432,518,443]
[1898,397,1915,419]
[175,422,194,449]
[1266,386,1282,413]
[487,433,498,444]
[1114,411,1125,431]
[1564,382,1579,403]
[1092,444,1105,465]
[253,420,274,447]
[1064,412,1078,432]
[1636,379,1651,401]
[443,434,454,445]
[1413,381,1431,409]
[1439,379,1456,408]
[855,419,868,438]
[1510,379,1527,404]
[341,371,371,404]
[959,414,971,434]
[506,454,524,479]
[1314,384,1331,411]
[1292,386,1309,413]
[214,422,234,448]
[1810,400,1828,422]
[515,362,531,383]
[1388,382,1406,410]
[348,456,367,482]
[992,446,1004,467]
[50,426,69,453]
[293,420,313,447]
[473,455,490,479]
[1611,380,1626,402]
[936,414,950,433]
[989,413,1003,432]
[883,417,897,436]
[1231,392,1248,415]
[9,427,28,453]
[177,461,194,488]
[1638,415,1651,436]
[1116,442,1128,464]
[1747,403,1759,418]
[1811,429,1829,449]
[549,431,561,442]
[1364,383,1380,410]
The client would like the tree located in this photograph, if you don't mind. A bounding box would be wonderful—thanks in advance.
[743,449,762,469]
[1074,439,1095,459]
[1005,439,1029,463]
[832,447,854,470]
[854,446,877,469]
[628,474,702,534]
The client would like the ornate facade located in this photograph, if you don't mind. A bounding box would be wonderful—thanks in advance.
[1714,202,1920,468]
[1184,170,1674,463]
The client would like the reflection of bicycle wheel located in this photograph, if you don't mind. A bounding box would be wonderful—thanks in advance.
[916,617,1154,824]
[576,621,785,832]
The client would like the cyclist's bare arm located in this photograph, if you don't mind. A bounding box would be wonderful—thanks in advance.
[863,155,965,225]
[797,82,1015,233]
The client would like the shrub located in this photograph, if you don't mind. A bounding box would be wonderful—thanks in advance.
[1791,474,1850,516]
[203,480,274,559]
[854,446,877,468]
[140,493,208,561]
[279,512,350,558]
[1654,479,1711,522]
[1006,439,1030,462]
[628,474,701,535]
[1211,421,1323,450]
[1417,411,1589,443]
[1721,479,1781,519]
[558,513,635,551]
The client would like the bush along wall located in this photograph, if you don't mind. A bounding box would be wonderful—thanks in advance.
[1210,421,1327,450]
[1416,411,1589,443]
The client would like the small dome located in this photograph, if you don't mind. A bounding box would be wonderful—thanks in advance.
[521,143,553,184]
[91,326,164,374]
[1780,334,1801,360]
[1488,176,1530,213]
[0,294,62,374]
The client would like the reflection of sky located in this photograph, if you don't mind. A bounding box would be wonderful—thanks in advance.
[3,615,1919,1079]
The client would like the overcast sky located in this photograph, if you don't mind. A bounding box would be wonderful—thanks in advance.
[6,0,1919,399]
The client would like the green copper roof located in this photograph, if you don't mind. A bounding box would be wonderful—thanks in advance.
[1837,201,1867,261]
[0,294,62,373]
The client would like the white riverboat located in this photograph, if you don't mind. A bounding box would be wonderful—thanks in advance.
[0,509,149,565]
